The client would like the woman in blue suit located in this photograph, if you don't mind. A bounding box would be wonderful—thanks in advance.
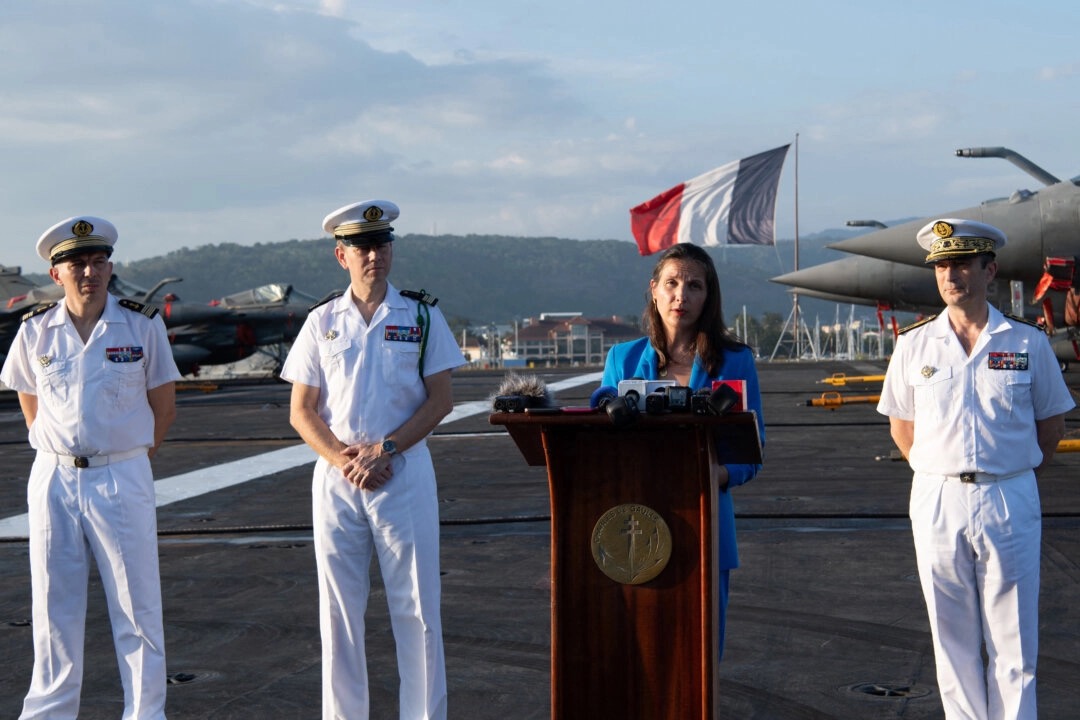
[601,242,764,659]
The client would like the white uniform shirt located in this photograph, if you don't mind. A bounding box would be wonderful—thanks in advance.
[0,294,181,456]
[877,305,1074,475]
[280,283,465,447]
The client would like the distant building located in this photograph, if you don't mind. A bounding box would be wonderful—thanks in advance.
[456,330,486,366]
[503,314,639,367]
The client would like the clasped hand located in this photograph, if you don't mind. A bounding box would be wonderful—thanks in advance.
[339,442,393,491]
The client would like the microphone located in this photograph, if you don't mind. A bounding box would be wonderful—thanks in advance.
[590,385,639,426]
[692,384,739,415]
[589,386,618,410]
[491,373,554,412]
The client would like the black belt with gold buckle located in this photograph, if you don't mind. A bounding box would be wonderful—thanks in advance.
[959,472,977,483]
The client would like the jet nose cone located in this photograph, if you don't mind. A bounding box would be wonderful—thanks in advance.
[772,259,859,293]
[772,255,942,311]
[828,218,934,266]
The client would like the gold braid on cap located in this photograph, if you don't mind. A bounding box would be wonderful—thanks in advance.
[49,219,112,260]
[333,204,395,238]
[927,235,996,257]
[333,219,393,238]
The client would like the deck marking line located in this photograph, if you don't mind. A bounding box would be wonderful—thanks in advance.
[0,371,603,539]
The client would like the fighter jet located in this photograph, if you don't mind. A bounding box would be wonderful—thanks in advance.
[772,146,1080,368]
[164,282,318,375]
[0,267,314,376]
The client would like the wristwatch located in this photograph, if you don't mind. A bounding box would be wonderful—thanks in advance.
[381,439,398,456]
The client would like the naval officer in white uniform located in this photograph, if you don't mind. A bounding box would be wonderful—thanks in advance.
[1,216,180,719]
[877,218,1074,720]
[281,199,465,720]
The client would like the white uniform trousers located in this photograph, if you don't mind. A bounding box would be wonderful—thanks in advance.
[910,471,1040,720]
[21,453,167,720]
[312,448,447,720]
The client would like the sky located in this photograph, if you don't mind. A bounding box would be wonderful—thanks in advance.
[2,0,1079,272]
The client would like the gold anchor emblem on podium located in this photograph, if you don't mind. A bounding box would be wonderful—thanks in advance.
[591,504,672,585]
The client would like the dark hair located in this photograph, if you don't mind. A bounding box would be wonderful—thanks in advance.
[643,243,747,376]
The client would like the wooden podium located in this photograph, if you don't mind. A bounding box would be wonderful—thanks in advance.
[489,409,762,720]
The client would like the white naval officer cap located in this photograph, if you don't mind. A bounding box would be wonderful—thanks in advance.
[322,200,399,246]
[916,218,1006,265]
[36,215,118,265]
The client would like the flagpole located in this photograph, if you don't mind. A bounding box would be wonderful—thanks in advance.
[794,132,799,272]
[769,133,816,361]
[791,133,816,359]
[794,133,801,359]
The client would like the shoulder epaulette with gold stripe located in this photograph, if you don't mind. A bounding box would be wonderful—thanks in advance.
[308,289,345,312]
[21,302,56,323]
[1005,313,1044,330]
[400,288,438,306]
[898,314,937,335]
[118,298,160,319]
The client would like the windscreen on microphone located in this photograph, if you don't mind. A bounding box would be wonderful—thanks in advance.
[692,384,739,415]
[589,386,618,410]
[603,394,639,427]
[710,384,739,414]
[490,373,553,412]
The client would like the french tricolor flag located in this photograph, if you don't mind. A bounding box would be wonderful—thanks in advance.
[629,144,790,256]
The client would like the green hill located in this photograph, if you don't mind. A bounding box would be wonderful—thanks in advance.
[108,232,865,327]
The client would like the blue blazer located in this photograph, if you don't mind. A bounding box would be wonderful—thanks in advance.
[601,337,765,569]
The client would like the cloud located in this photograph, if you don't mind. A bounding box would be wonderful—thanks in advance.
[1039,63,1080,81]
[1,0,1076,272]
[0,0,655,271]
[317,0,346,18]
[0,1,588,241]
[806,92,947,146]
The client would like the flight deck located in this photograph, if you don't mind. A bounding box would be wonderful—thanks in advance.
[1,362,1078,719]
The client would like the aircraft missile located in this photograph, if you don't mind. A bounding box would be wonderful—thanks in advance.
[771,255,944,311]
